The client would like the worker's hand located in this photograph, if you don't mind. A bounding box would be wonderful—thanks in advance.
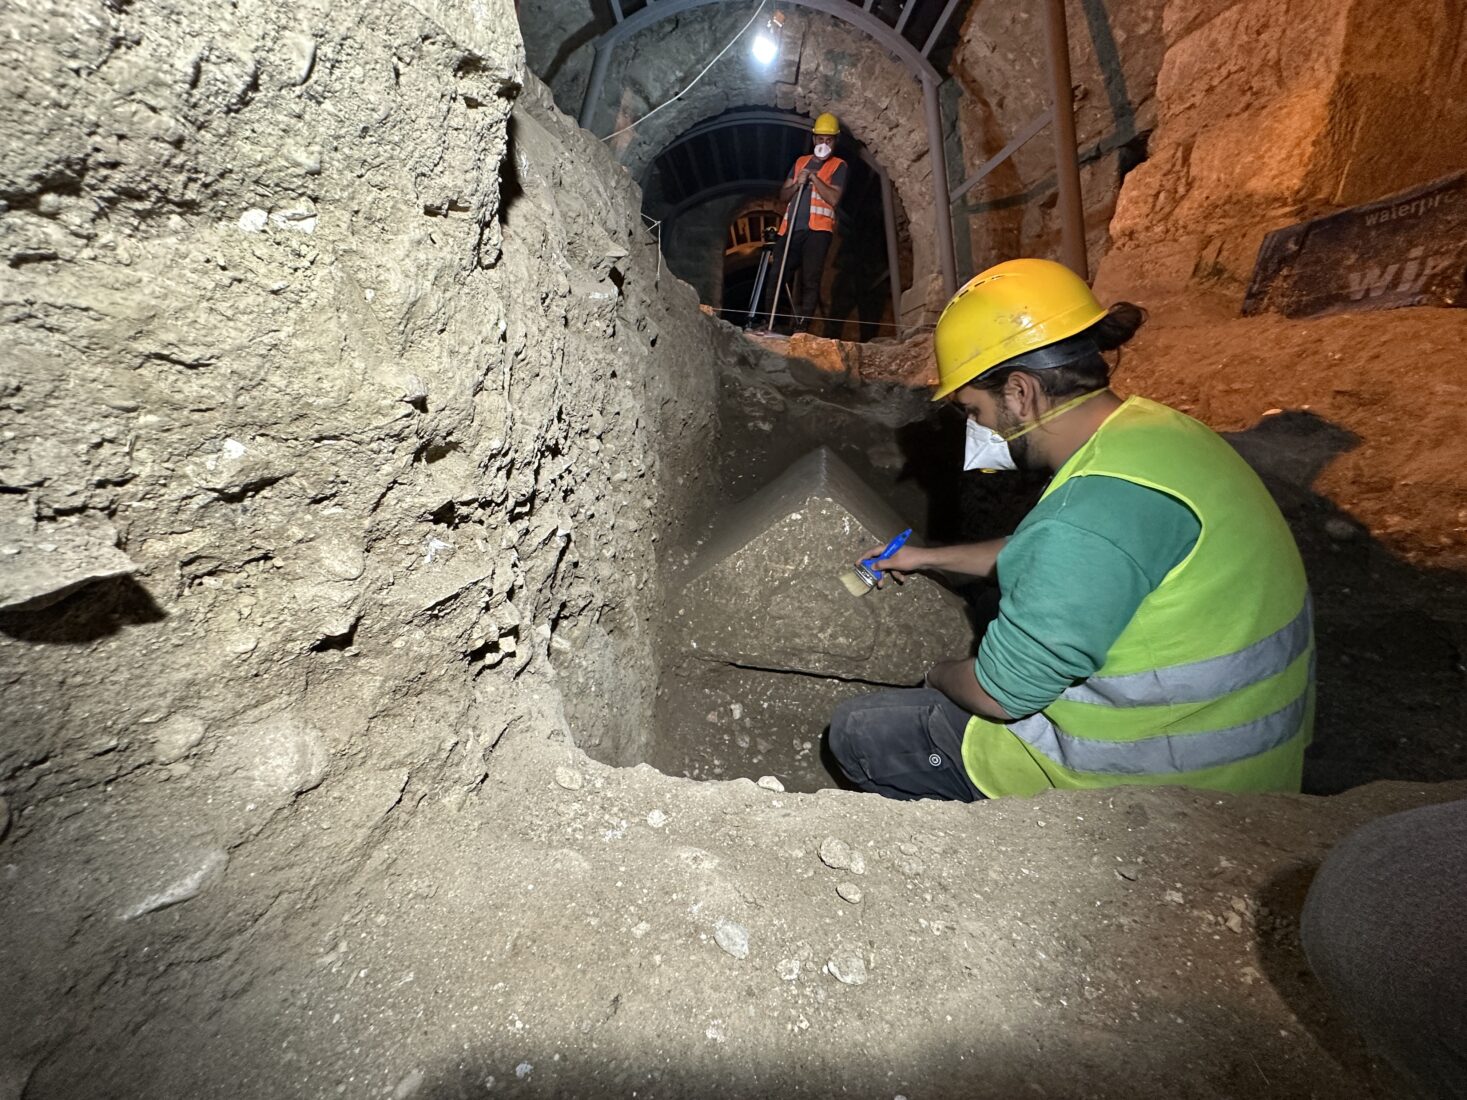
[862,543,926,587]
[796,168,813,185]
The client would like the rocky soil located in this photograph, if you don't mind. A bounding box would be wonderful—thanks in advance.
[0,0,717,1089]
[11,716,1466,1098]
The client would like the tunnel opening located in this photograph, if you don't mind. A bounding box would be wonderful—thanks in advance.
[642,107,910,341]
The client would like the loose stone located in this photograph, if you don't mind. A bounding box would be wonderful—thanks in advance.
[391,1069,425,1099]
[826,954,868,986]
[714,918,749,960]
[819,836,852,870]
[119,848,230,921]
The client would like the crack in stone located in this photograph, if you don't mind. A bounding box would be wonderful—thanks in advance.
[705,657,918,690]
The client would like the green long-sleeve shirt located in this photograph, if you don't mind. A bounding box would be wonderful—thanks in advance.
[976,475,1203,718]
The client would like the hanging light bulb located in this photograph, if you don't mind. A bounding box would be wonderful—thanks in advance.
[751,10,784,67]
[751,31,778,66]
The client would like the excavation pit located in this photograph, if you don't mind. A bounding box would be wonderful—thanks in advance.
[650,448,975,791]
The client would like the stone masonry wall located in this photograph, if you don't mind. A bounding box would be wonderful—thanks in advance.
[0,0,719,1072]
[1096,0,1467,303]
[523,3,942,323]
[662,194,746,311]
[948,0,1167,280]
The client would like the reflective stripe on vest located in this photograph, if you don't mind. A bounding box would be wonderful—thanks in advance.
[1009,643,1315,776]
[960,397,1313,797]
[1060,595,1313,709]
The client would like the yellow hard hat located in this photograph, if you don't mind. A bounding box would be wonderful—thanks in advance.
[812,112,839,136]
[931,258,1107,400]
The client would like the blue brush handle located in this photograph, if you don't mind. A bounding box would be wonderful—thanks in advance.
[861,528,913,580]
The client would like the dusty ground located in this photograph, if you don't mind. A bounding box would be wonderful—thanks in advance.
[13,715,1464,1098]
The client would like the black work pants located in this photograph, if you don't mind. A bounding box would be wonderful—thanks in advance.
[1301,798,1467,1098]
[777,228,832,324]
[826,688,985,802]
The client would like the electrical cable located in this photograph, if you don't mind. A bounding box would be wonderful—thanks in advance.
[602,0,769,143]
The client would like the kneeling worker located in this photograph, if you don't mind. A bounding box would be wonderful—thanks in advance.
[773,111,847,333]
[828,259,1314,801]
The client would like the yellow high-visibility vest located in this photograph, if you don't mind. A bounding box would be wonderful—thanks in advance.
[962,397,1314,796]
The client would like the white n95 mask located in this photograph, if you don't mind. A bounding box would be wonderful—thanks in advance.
[814,142,832,159]
[963,417,1016,472]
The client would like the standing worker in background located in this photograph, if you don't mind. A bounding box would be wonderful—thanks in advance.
[773,112,847,335]
[827,258,1314,801]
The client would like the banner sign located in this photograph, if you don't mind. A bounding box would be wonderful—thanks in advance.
[1242,171,1467,318]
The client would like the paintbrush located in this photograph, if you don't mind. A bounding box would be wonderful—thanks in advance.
[838,528,913,597]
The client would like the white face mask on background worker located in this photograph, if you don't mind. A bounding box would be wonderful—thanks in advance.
[813,141,832,160]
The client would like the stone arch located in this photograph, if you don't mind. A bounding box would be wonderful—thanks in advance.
[592,6,943,319]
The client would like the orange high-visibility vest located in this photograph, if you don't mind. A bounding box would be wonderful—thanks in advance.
[779,155,844,234]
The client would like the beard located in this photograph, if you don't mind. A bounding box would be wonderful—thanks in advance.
[996,406,1044,472]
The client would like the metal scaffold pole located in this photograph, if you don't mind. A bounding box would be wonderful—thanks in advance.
[1043,0,1088,278]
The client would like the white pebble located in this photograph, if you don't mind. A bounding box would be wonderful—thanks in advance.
[826,954,868,986]
[756,775,785,792]
[646,809,668,828]
[714,918,749,960]
[391,1069,424,1099]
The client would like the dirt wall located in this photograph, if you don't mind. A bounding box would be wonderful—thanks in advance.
[0,0,719,1077]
